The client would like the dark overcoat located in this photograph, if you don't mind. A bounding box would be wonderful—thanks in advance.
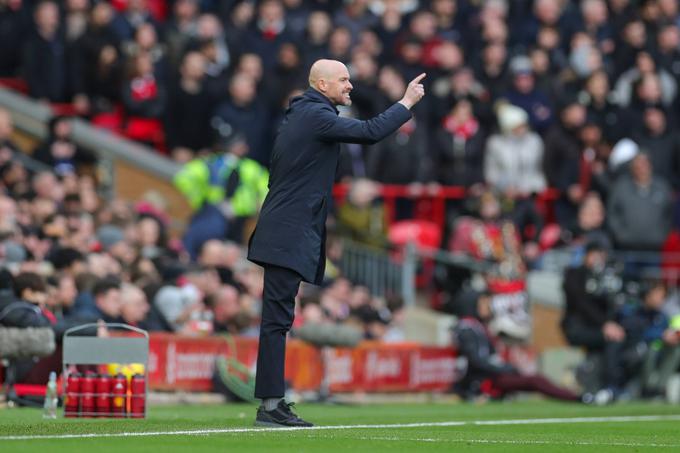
[247,88,412,283]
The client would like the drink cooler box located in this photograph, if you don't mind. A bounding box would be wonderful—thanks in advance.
[62,323,149,418]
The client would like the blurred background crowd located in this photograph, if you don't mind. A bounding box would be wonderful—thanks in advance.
[2,0,680,401]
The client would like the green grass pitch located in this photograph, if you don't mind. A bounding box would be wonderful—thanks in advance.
[1,400,680,452]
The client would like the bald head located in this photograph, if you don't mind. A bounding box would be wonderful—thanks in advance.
[308,59,353,106]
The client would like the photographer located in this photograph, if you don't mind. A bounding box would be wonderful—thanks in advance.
[562,239,624,352]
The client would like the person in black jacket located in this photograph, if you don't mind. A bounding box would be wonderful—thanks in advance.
[561,239,624,351]
[452,286,580,402]
[247,59,425,427]
[22,1,73,102]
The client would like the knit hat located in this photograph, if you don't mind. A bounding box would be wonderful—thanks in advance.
[509,55,532,75]
[96,225,125,250]
[497,104,528,133]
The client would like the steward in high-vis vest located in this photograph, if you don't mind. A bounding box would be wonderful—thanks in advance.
[174,134,269,258]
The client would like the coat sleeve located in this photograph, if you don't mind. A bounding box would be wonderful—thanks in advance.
[314,103,412,145]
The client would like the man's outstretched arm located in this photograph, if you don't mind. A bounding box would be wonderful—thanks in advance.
[316,73,426,144]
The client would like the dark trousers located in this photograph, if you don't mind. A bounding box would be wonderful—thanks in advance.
[562,318,606,352]
[254,264,302,399]
[493,373,580,401]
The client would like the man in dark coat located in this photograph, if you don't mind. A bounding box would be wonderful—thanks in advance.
[247,59,425,427]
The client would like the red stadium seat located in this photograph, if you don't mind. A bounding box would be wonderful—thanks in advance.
[123,117,166,152]
[388,220,441,250]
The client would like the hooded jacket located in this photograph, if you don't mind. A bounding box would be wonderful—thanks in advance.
[248,88,411,283]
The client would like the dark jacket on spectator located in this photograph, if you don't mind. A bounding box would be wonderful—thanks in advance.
[562,265,614,328]
[433,120,486,187]
[368,117,431,184]
[213,99,270,166]
[165,80,216,152]
[0,6,29,76]
[22,30,72,102]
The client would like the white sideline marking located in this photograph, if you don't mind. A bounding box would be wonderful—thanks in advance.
[2,414,680,441]
[343,435,680,449]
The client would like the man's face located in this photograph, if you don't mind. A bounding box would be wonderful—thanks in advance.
[97,288,122,317]
[323,65,353,106]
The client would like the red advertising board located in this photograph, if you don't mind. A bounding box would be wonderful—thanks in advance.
[147,334,461,393]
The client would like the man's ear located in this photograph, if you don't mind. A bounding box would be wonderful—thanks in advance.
[317,79,327,93]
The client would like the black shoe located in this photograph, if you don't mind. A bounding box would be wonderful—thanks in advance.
[254,400,314,428]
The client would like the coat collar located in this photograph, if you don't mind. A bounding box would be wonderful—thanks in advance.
[302,87,339,114]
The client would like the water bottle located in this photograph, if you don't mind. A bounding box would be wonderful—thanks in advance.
[43,371,58,419]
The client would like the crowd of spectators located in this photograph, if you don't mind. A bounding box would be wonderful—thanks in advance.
[4,0,680,401]
[1,0,679,253]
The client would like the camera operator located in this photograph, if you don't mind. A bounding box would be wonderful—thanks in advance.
[562,239,625,352]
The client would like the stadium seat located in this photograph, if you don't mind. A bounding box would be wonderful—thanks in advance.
[388,220,441,288]
[123,117,166,152]
[388,220,441,250]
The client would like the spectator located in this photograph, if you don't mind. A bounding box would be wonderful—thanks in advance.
[213,73,270,166]
[33,116,94,177]
[0,0,29,76]
[264,42,306,110]
[153,266,218,334]
[607,153,673,251]
[189,13,230,93]
[83,277,122,322]
[484,104,546,196]
[502,55,554,133]
[327,26,353,64]
[281,0,310,41]
[3,271,50,326]
[72,1,123,115]
[244,0,292,70]
[165,51,216,161]
[656,23,680,83]
[119,283,151,329]
[562,239,622,354]
[22,0,72,102]
[543,100,587,225]
[579,70,624,143]
[209,284,249,334]
[613,19,647,78]
[631,107,680,189]
[336,178,388,248]
[335,0,378,47]
[302,10,332,68]
[474,42,508,103]
[365,66,431,185]
[121,52,167,119]
[163,0,199,68]
[613,51,677,109]
[122,22,169,83]
[433,98,486,187]
[63,0,89,44]
[110,0,158,42]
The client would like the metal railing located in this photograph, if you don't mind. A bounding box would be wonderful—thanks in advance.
[0,87,180,198]
[339,240,409,303]
[338,240,492,307]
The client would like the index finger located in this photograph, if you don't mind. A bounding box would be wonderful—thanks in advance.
[410,73,427,85]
